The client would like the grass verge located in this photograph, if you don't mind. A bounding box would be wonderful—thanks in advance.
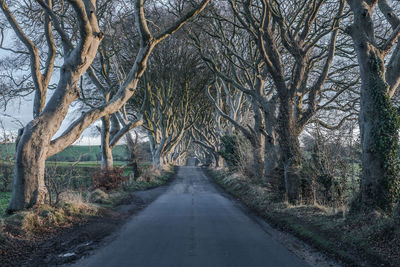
[1,165,176,235]
[86,165,176,208]
[206,168,400,267]
[126,165,175,191]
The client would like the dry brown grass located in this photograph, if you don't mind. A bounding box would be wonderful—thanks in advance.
[136,166,162,183]
[59,190,87,205]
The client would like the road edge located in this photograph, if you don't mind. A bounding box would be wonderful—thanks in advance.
[201,167,342,267]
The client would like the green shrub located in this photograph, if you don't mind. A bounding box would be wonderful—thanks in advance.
[219,134,240,167]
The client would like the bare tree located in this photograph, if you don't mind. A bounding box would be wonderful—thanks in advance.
[191,108,225,167]
[205,78,266,179]
[142,77,194,168]
[191,0,358,203]
[1,0,210,212]
[81,1,146,170]
[219,0,353,203]
[190,13,270,180]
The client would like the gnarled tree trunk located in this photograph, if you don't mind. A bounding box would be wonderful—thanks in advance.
[264,129,280,182]
[278,100,302,204]
[10,125,48,210]
[251,101,265,180]
[9,69,97,211]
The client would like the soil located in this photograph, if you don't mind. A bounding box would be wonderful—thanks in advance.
[0,177,174,267]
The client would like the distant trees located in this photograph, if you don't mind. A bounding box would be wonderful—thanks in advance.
[190,97,226,167]
[139,36,209,168]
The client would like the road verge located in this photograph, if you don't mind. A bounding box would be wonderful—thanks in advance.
[205,168,399,267]
[0,166,177,266]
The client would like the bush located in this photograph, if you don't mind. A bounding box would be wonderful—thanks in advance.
[45,164,93,205]
[301,127,360,207]
[92,167,128,191]
[219,134,240,167]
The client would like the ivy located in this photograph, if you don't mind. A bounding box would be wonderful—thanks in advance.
[367,55,400,213]
[219,134,240,167]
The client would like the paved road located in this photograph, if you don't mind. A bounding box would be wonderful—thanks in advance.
[74,167,309,267]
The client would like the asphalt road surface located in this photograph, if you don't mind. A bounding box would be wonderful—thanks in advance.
[74,167,309,267]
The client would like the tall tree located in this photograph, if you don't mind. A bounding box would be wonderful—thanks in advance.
[193,0,356,203]
[82,9,144,170]
[1,0,210,212]
[223,0,352,203]
[347,0,400,214]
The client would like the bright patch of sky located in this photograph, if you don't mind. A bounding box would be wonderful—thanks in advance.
[0,26,101,145]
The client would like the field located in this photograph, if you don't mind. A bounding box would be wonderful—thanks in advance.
[1,142,152,162]
[0,143,130,162]
[45,161,128,167]
[0,144,153,217]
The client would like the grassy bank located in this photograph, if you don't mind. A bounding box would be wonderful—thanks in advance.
[0,165,175,217]
[92,165,176,208]
[124,165,175,191]
[207,168,400,266]
[0,165,176,266]
[0,165,176,240]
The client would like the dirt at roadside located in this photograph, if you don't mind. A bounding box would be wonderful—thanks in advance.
[0,180,173,267]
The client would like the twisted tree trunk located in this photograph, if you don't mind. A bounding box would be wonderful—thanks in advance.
[278,99,302,204]
[9,69,98,211]
[264,129,280,182]
[251,101,265,180]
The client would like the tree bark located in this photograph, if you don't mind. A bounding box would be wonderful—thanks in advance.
[152,153,163,169]
[9,125,47,210]
[9,66,97,211]
[264,129,280,181]
[251,101,265,180]
[278,99,302,204]
[101,115,113,170]
[150,141,164,169]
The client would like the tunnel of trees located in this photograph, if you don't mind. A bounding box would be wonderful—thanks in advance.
[0,0,400,221]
